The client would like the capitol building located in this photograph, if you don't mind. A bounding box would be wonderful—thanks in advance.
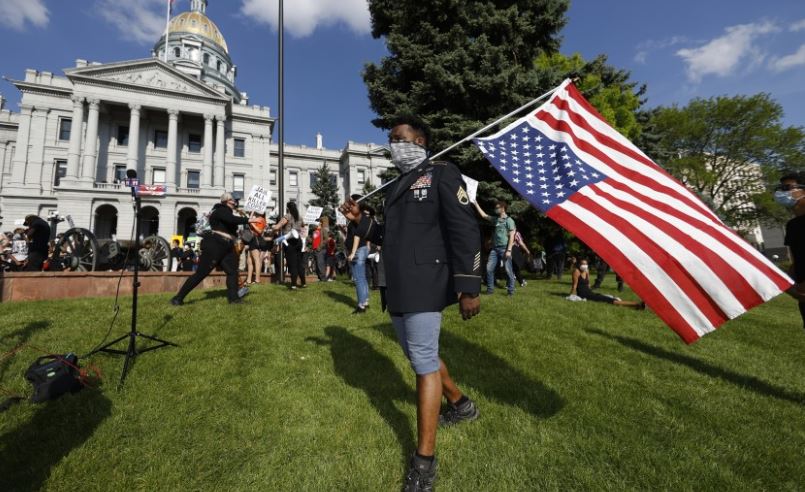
[0,0,392,240]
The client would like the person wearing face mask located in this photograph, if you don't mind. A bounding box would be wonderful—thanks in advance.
[776,171,805,329]
[340,115,482,492]
[473,200,517,296]
[571,258,645,309]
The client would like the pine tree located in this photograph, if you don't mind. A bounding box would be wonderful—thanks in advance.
[308,162,340,221]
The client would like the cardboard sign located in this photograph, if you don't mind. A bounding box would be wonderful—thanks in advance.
[303,206,323,224]
[462,175,479,203]
[243,185,271,213]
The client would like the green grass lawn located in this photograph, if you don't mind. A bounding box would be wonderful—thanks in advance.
[1,275,804,491]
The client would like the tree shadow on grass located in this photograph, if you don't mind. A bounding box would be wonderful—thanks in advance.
[0,321,51,381]
[375,324,565,420]
[323,290,356,309]
[307,326,415,468]
[0,389,112,492]
[585,328,805,406]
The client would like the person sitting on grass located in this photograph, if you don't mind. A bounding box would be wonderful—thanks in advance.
[570,258,645,309]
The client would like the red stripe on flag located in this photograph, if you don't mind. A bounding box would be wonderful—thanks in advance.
[569,190,729,329]
[535,110,723,229]
[603,179,793,292]
[589,183,765,310]
[548,205,703,343]
[552,91,724,225]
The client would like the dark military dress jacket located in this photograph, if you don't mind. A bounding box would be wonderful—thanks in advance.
[358,159,482,314]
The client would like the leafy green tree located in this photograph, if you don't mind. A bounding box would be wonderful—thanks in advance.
[308,162,340,220]
[648,94,805,230]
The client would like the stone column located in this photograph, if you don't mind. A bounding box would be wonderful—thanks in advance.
[166,109,180,189]
[81,99,100,183]
[126,103,141,173]
[0,142,8,190]
[65,96,85,182]
[28,107,50,188]
[214,115,226,189]
[202,114,214,188]
[9,104,33,186]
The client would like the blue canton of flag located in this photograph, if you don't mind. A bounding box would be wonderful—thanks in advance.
[474,121,606,213]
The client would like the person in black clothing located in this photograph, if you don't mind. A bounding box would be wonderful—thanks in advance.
[180,244,196,272]
[776,171,805,329]
[272,201,306,289]
[571,258,644,309]
[171,193,256,305]
[341,115,482,492]
[592,256,624,292]
[170,240,182,272]
[23,215,50,272]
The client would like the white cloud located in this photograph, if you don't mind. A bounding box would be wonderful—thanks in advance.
[770,44,805,72]
[240,0,370,38]
[0,0,49,30]
[676,21,779,82]
[634,36,687,64]
[96,0,166,45]
[790,19,805,32]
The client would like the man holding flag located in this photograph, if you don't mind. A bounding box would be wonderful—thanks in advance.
[341,115,483,492]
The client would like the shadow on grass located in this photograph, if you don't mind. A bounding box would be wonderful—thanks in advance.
[585,328,805,405]
[307,326,414,467]
[0,389,112,491]
[0,321,51,381]
[323,290,356,309]
[376,324,565,419]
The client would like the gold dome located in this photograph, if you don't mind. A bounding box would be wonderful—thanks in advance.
[169,11,228,54]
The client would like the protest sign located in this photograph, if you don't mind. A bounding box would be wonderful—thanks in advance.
[243,185,271,213]
[303,206,323,224]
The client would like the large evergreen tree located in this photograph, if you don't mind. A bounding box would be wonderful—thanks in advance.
[308,162,340,220]
[364,0,570,174]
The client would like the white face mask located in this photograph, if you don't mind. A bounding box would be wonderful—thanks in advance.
[390,142,427,174]
[580,264,589,272]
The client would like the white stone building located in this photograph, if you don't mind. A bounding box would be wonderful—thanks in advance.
[0,0,391,240]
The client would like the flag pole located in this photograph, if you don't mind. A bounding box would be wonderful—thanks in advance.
[357,81,566,203]
[163,1,171,63]
[277,0,286,282]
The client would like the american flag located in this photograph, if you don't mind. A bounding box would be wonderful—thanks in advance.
[474,79,793,343]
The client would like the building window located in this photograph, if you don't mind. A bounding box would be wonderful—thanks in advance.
[152,168,166,185]
[310,172,318,189]
[117,126,129,146]
[270,170,277,186]
[154,130,168,149]
[114,164,127,183]
[53,160,67,186]
[188,134,202,153]
[289,170,298,187]
[233,138,245,158]
[203,53,210,65]
[187,170,200,189]
[58,118,72,141]
[174,47,181,58]
[217,60,222,72]
[357,169,366,185]
[233,174,245,199]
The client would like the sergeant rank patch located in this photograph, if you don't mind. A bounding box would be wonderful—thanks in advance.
[457,186,470,205]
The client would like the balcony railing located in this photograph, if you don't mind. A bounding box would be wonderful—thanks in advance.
[177,187,201,194]
[94,182,122,190]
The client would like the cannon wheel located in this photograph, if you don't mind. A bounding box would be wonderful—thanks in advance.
[56,228,99,272]
[140,235,171,272]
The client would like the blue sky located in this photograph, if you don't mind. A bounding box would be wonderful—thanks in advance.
[0,0,803,150]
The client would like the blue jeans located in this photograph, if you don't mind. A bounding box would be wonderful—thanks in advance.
[486,247,515,294]
[352,246,369,306]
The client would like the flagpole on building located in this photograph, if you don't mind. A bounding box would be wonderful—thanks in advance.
[277,0,286,282]
[163,0,172,63]
[357,82,566,203]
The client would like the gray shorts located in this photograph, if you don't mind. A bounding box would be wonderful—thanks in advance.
[391,312,442,375]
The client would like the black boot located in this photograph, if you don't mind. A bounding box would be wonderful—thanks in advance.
[403,454,437,492]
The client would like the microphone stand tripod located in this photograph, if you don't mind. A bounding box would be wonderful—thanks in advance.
[88,179,178,389]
